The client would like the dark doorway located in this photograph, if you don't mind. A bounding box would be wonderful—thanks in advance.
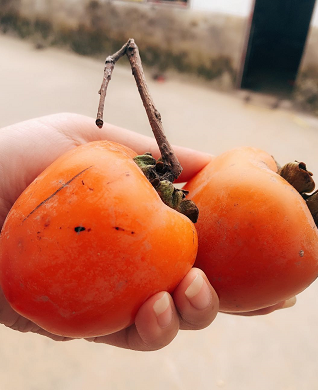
[238,0,316,98]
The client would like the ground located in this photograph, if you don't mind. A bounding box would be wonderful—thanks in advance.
[1,34,318,390]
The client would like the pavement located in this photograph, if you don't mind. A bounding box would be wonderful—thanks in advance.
[1,34,318,390]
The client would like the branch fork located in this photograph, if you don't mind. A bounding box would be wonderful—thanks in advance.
[96,39,198,223]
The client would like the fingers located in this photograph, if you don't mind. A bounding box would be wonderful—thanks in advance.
[222,296,297,316]
[36,113,214,182]
[89,268,219,351]
[172,268,219,330]
[87,292,179,351]
[52,112,213,182]
[130,292,179,351]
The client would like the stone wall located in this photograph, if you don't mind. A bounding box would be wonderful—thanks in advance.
[0,0,249,89]
[1,0,318,112]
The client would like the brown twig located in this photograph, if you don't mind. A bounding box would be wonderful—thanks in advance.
[96,39,183,182]
[125,39,182,181]
[95,42,128,128]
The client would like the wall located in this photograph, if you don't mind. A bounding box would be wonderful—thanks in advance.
[0,0,249,90]
[1,0,318,113]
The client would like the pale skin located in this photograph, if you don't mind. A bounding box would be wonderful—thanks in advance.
[0,113,295,351]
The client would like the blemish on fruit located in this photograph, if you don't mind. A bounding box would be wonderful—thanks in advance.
[114,226,125,232]
[38,295,49,302]
[114,227,135,234]
[74,226,86,233]
[299,250,305,257]
[23,166,93,221]
[115,280,127,290]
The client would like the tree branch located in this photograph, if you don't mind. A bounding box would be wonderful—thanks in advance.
[95,42,128,128]
[96,39,183,182]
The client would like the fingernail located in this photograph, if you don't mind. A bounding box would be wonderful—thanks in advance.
[185,273,212,310]
[153,292,173,328]
[280,296,297,309]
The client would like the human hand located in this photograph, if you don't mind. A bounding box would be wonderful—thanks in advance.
[0,113,295,349]
[0,113,219,350]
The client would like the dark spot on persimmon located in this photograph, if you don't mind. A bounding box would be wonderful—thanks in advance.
[114,226,125,232]
[75,226,86,233]
[114,227,135,234]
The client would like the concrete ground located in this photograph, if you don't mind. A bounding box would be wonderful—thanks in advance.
[1,34,318,390]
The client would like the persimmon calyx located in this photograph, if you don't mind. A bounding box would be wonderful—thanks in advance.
[306,191,318,227]
[278,160,318,227]
[278,161,315,194]
[156,181,199,223]
[134,153,199,223]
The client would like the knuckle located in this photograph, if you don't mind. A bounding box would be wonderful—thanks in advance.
[179,304,218,331]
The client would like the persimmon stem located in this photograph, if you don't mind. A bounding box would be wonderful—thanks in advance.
[125,40,182,181]
[96,39,183,182]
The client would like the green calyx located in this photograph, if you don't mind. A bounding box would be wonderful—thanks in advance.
[134,153,199,223]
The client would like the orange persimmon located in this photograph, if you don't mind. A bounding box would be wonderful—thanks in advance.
[0,141,197,337]
[184,147,318,313]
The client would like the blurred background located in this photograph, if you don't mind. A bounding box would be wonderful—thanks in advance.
[1,1,318,389]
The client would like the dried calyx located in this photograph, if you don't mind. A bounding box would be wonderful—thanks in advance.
[278,162,315,193]
[134,153,199,223]
[278,161,318,226]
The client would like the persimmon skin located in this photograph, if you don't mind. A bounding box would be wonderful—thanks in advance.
[0,141,197,338]
[184,147,318,313]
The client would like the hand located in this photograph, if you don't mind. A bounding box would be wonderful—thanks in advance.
[226,296,297,316]
[0,113,219,350]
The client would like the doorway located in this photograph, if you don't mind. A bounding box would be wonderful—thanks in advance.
[238,0,316,97]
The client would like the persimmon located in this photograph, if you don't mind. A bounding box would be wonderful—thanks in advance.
[0,141,197,337]
[184,147,318,313]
